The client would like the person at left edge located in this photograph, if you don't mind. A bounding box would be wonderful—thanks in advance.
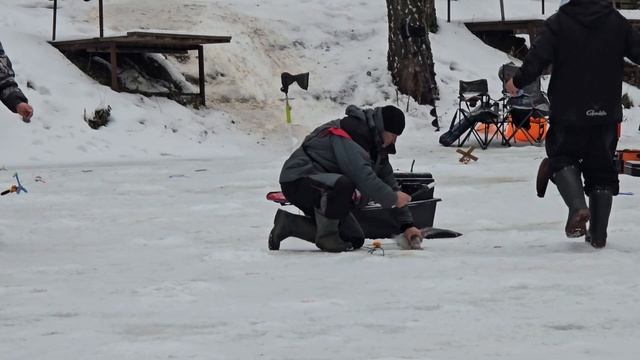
[0,41,33,122]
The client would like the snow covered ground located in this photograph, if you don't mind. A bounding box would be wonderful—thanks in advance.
[1,1,640,359]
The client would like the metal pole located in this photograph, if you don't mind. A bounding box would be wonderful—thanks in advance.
[52,0,57,41]
[447,0,451,23]
[542,0,545,15]
[99,0,104,38]
[198,46,206,106]
[500,0,505,21]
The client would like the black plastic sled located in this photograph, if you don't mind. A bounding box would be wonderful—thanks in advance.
[267,172,462,240]
[353,172,439,238]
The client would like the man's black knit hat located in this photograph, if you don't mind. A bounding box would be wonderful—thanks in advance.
[381,105,405,135]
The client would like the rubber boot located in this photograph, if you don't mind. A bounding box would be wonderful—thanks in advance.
[339,213,365,250]
[268,209,317,250]
[314,209,353,253]
[553,166,590,238]
[536,157,551,198]
[586,188,613,249]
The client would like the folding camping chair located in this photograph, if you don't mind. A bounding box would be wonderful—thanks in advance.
[453,79,506,150]
[498,63,550,146]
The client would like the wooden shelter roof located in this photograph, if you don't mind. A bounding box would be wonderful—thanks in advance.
[50,32,231,53]
[49,2,232,106]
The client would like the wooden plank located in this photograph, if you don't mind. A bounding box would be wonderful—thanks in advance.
[127,32,231,43]
[50,33,231,55]
[53,38,198,48]
[113,38,216,47]
[462,18,640,36]
[110,43,119,92]
[52,42,197,53]
[465,19,545,33]
[52,41,199,53]
[128,91,200,97]
[83,47,189,54]
[527,24,536,42]
[51,36,140,47]
[614,0,640,9]
[456,146,478,163]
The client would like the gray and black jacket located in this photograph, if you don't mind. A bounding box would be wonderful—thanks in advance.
[279,105,413,227]
[0,41,28,112]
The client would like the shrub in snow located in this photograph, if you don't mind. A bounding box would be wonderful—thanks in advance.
[84,105,112,130]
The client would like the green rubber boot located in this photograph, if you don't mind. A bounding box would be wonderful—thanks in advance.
[268,209,316,250]
[586,188,613,249]
[553,166,590,238]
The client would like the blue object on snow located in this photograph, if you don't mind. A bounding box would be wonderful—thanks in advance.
[13,172,28,194]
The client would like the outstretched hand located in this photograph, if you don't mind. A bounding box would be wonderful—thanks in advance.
[16,102,33,123]
[403,226,423,249]
[395,191,412,208]
[403,226,422,241]
[505,79,519,96]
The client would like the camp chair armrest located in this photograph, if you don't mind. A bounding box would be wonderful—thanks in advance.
[459,94,483,102]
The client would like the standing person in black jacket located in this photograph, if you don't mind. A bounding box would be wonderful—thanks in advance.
[268,104,422,252]
[506,0,640,248]
[0,41,32,122]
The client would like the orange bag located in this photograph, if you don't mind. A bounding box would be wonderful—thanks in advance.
[615,149,640,174]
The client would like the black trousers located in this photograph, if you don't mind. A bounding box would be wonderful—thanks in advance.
[281,176,365,248]
[546,122,619,195]
[281,176,355,219]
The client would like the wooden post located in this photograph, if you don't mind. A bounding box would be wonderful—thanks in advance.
[52,0,57,41]
[109,43,119,91]
[528,24,537,42]
[99,0,104,38]
[198,45,206,106]
[500,0,505,21]
[447,0,451,22]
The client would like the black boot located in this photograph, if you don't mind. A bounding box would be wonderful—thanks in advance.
[339,213,365,250]
[314,209,354,253]
[553,166,590,238]
[536,158,551,198]
[586,188,613,248]
[268,209,317,250]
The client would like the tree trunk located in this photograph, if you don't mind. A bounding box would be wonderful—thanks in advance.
[426,0,437,33]
[387,0,438,106]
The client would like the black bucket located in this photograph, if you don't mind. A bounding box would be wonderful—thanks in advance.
[353,172,440,238]
[353,198,440,239]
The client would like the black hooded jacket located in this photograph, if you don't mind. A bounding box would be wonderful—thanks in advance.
[513,0,640,127]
